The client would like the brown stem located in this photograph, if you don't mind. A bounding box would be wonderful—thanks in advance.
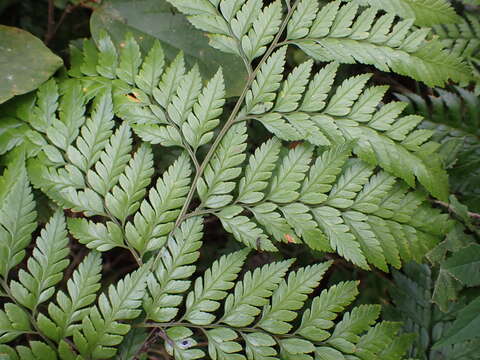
[44,0,56,44]
[434,200,480,220]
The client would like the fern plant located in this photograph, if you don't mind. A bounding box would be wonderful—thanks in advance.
[388,262,480,360]
[431,4,480,94]
[0,0,473,357]
[396,86,480,212]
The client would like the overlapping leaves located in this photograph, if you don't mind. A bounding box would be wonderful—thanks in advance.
[151,254,413,360]
[0,157,151,359]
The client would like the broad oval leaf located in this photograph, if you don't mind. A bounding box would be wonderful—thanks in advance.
[0,25,63,104]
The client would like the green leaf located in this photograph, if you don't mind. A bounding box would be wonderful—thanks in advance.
[10,211,69,310]
[292,2,470,87]
[241,0,283,60]
[96,30,118,79]
[257,262,332,334]
[245,46,287,114]
[206,328,243,360]
[125,153,192,254]
[221,259,294,327]
[287,0,319,40]
[182,69,225,149]
[280,338,315,355]
[327,160,373,209]
[73,264,150,359]
[41,252,102,340]
[347,0,460,26]
[184,250,249,326]
[327,304,381,352]
[267,143,313,203]
[300,62,338,113]
[0,25,63,104]
[135,40,165,94]
[145,217,203,322]
[300,143,351,204]
[243,332,277,360]
[217,206,277,250]
[105,143,154,222]
[274,60,313,113]
[435,296,480,347]
[116,32,142,84]
[90,0,247,96]
[67,88,114,172]
[0,156,37,278]
[167,65,203,126]
[197,123,247,208]
[237,137,282,204]
[68,219,124,252]
[86,123,132,196]
[443,243,480,287]
[16,341,57,360]
[297,281,359,342]
[0,303,32,343]
[313,207,369,269]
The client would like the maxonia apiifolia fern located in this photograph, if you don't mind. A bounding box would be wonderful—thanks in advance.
[0,0,467,356]
[2,23,449,270]
[0,161,413,359]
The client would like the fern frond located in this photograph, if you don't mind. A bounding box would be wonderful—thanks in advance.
[288,0,469,87]
[432,12,480,93]
[0,303,32,343]
[86,122,132,196]
[212,139,448,269]
[0,156,37,279]
[10,211,69,310]
[96,30,118,79]
[135,40,165,95]
[221,259,294,327]
[73,263,150,359]
[396,87,480,211]
[145,217,203,322]
[116,32,142,85]
[237,137,282,204]
[256,261,332,334]
[149,255,411,360]
[105,143,154,223]
[184,248,249,325]
[125,153,192,254]
[166,0,469,86]
[241,51,450,200]
[182,68,226,150]
[347,0,460,26]
[37,251,102,341]
[197,123,247,208]
[30,79,59,132]
[388,262,480,360]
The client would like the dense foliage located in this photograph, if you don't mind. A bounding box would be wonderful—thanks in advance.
[0,0,479,358]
